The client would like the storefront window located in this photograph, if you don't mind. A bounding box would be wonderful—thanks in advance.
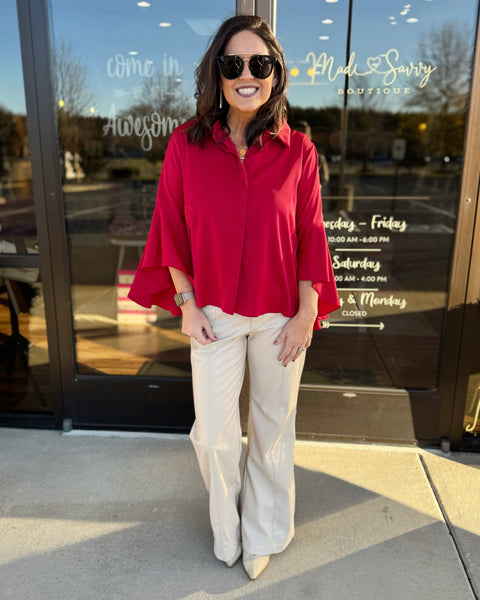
[0,3,36,254]
[49,1,235,376]
[277,0,479,390]
[0,2,52,413]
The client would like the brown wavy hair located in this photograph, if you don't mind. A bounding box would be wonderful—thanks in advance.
[187,15,288,147]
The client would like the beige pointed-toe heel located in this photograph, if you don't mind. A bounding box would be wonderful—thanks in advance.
[242,552,270,580]
[225,545,242,568]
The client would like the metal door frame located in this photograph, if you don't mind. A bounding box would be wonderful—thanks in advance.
[439,8,480,448]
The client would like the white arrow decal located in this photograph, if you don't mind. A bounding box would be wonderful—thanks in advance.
[322,321,385,331]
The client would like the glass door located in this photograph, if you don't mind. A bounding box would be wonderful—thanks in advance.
[276,0,480,442]
[46,0,236,429]
[0,1,53,422]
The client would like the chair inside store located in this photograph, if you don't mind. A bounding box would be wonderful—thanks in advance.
[0,277,50,412]
[0,279,32,372]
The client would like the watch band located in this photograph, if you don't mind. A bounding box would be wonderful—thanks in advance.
[174,291,196,307]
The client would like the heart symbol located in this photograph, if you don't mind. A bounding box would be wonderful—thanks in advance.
[367,56,381,71]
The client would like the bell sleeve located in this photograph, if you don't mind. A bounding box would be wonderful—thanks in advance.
[296,141,340,328]
[128,128,192,316]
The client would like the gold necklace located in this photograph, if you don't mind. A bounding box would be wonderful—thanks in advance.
[224,127,248,160]
[232,141,248,160]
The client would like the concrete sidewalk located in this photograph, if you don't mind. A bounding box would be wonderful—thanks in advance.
[0,428,479,600]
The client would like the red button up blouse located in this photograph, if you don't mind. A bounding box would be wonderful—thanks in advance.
[128,120,339,329]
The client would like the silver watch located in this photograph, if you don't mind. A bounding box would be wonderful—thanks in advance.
[174,291,196,307]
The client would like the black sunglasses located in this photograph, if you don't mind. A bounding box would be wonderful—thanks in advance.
[217,54,277,80]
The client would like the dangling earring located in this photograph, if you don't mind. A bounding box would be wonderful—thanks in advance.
[219,89,223,110]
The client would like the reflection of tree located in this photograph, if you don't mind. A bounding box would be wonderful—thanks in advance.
[348,109,395,171]
[289,102,397,171]
[346,78,394,171]
[109,72,193,161]
[288,105,341,156]
[140,73,192,118]
[0,107,29,187]
[53,36,96,164]
[0,106,17,178]
[407,22,471,159]
[395,113,429,167]
[0,107,33,202]
[53,36,94,117]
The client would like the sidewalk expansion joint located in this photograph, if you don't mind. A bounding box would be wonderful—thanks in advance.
[419,453,479,600]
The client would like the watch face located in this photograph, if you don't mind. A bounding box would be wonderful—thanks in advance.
[174,291,194,306]
[174,293,183,307]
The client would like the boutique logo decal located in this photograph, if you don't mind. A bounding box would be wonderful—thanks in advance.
[291,48,437,96]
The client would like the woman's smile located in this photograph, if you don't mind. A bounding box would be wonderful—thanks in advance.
[235,86,259,98]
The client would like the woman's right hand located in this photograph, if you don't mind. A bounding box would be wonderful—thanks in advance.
[180,301,217,345]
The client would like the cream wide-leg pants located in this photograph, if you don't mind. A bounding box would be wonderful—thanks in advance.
[189,306,306,561]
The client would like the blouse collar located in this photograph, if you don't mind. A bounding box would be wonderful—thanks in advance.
[212,120,291,149]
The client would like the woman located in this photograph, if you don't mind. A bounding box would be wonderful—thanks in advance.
[128,15,339,580]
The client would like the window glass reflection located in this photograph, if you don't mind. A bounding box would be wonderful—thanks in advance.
[277,0,478,389]
[49,0,234,375]
[0,2,37,256]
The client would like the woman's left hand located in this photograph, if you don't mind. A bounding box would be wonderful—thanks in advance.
[275,312,315,367]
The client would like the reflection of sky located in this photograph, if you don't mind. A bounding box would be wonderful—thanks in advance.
[1,0,478,116]
[1,2,27,113]
[48,0,234,116]
[1,0,234,116]
[277,0,478,111]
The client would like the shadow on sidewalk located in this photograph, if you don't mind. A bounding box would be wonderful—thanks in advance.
[0,433,478,599]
